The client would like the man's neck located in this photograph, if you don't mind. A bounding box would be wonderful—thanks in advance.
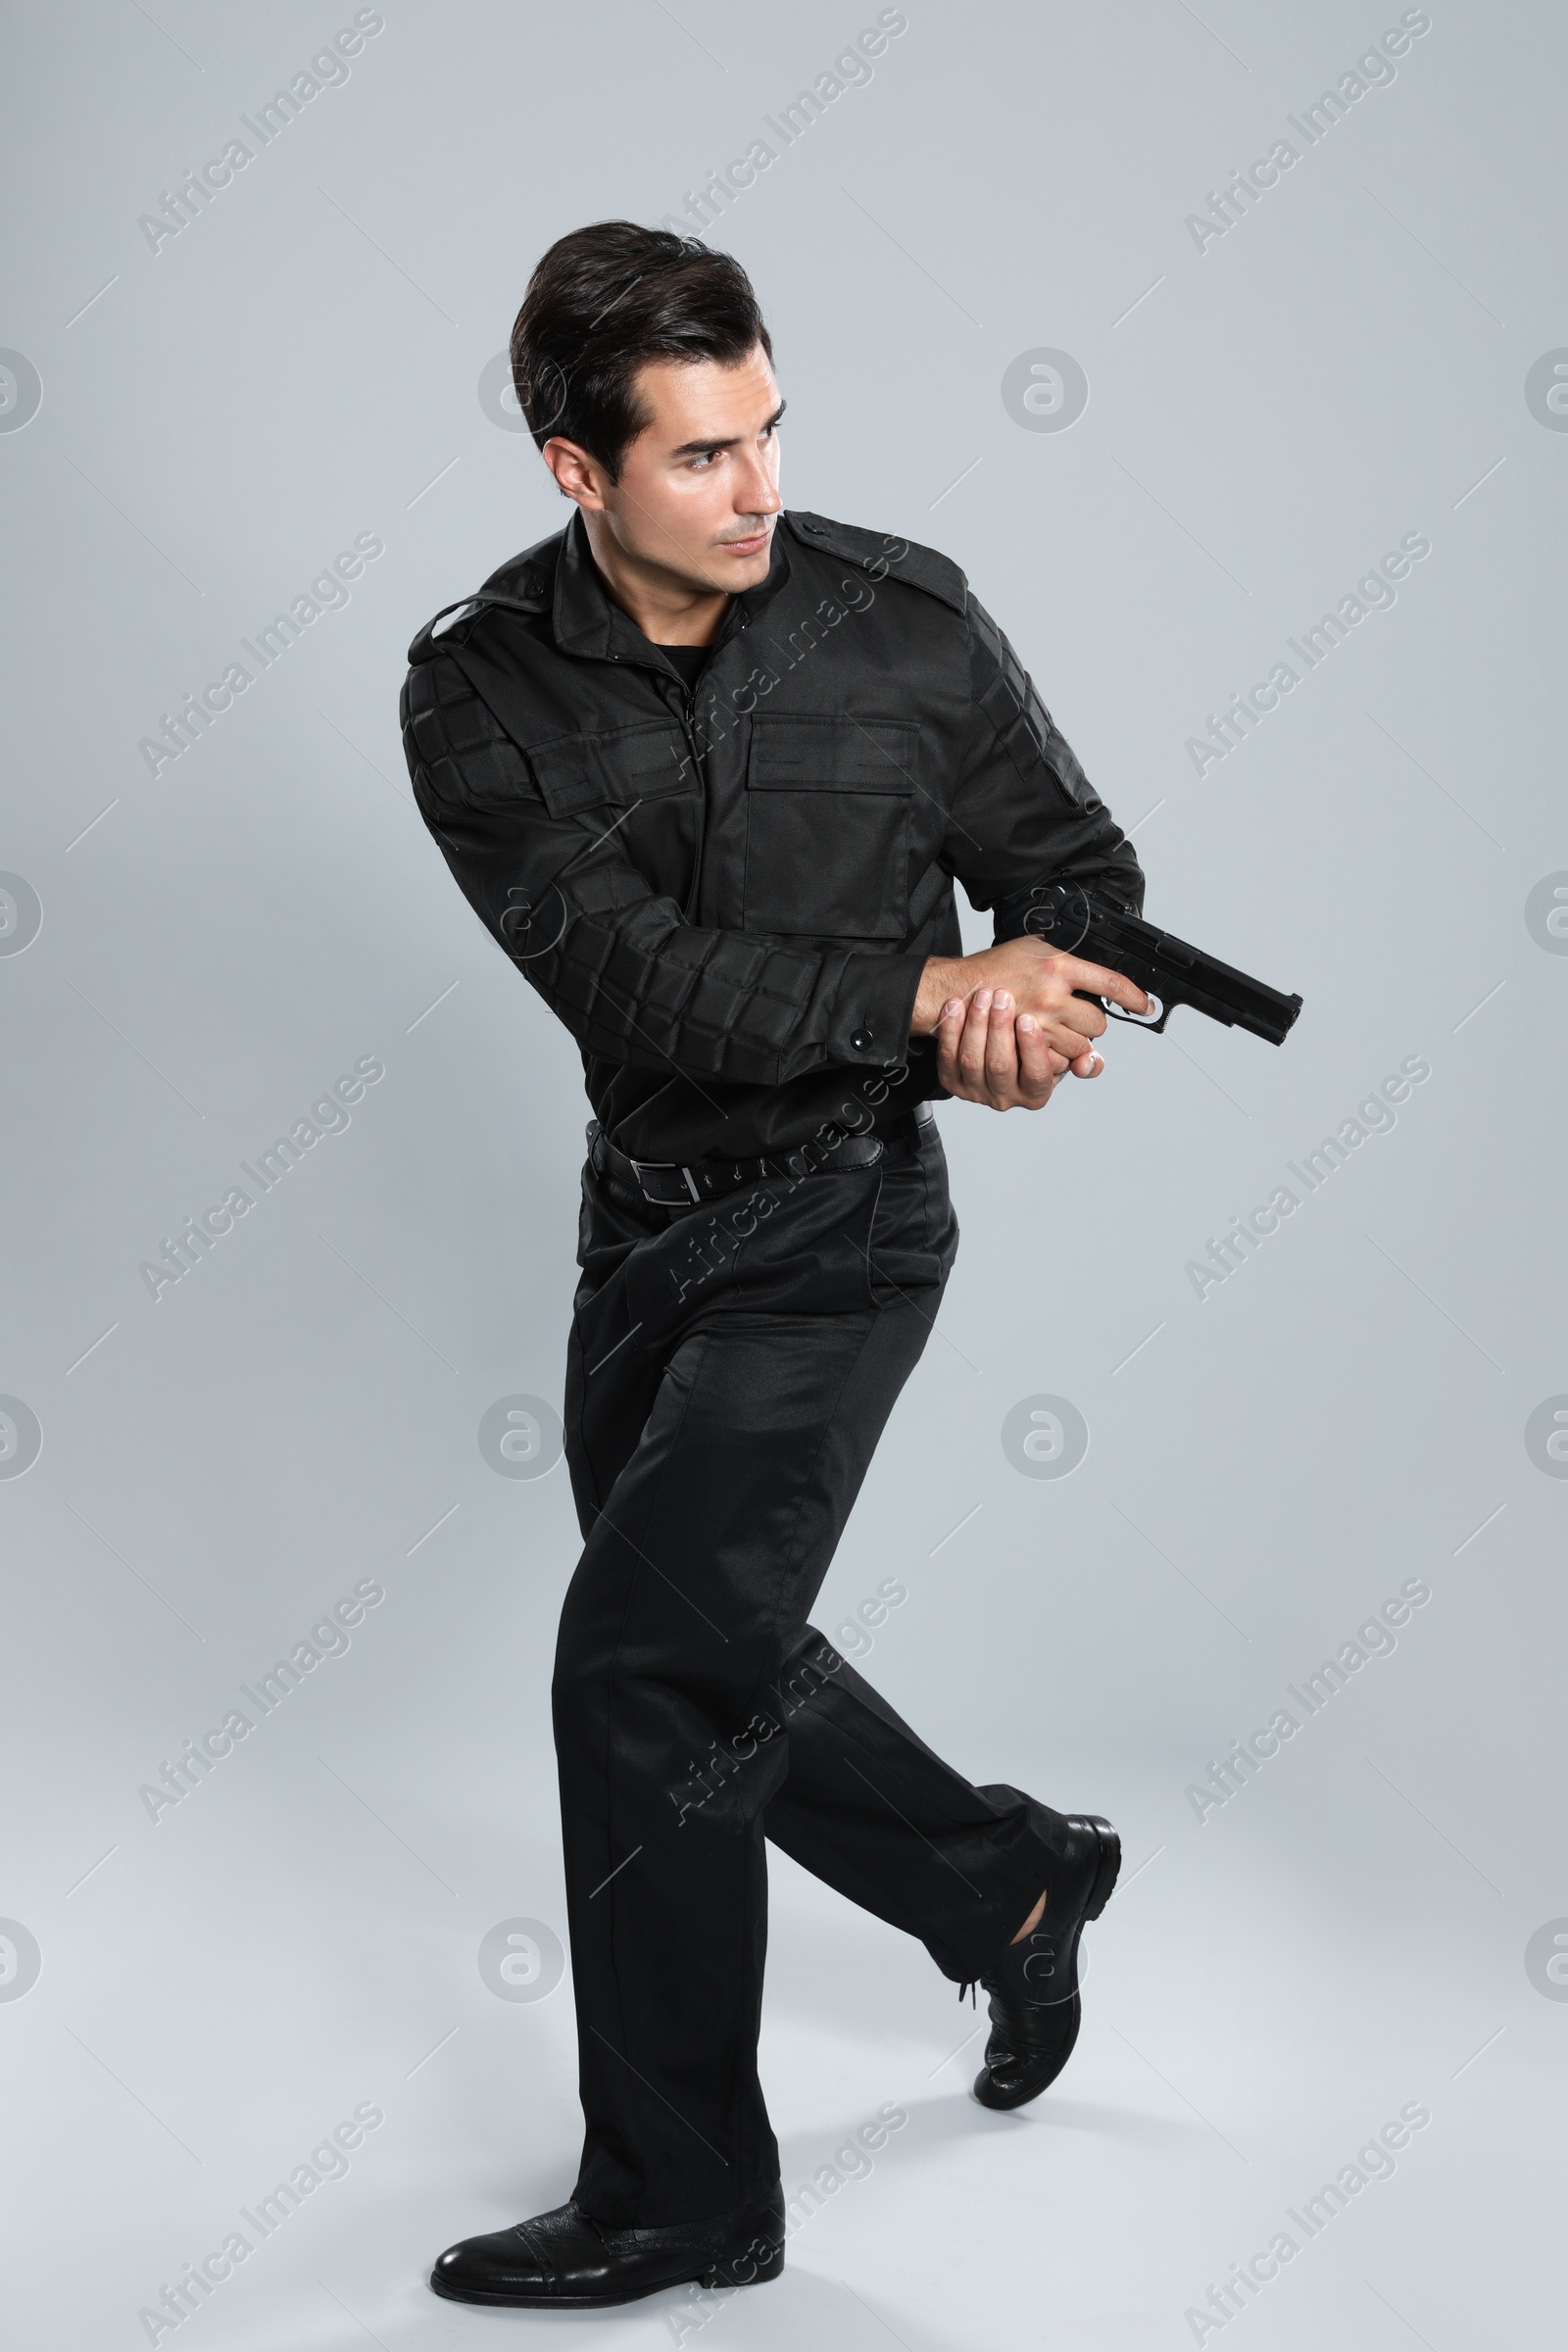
[579,511,729,648]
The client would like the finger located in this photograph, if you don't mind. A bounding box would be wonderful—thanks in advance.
[1016,994,1106,1058]
[1050,995,1109,1042]
[1068,1045,1104,1079]
[938,1004,988,1103]
[956,988,994,1090]
[984,992,1020,1092]
[1057,956,1150,1015]
[1036,1012,1103,1062]
[1014,1012,1058,1103]
[934,996,964,1091]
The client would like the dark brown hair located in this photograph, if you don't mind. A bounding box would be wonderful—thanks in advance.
[510,220,772,481]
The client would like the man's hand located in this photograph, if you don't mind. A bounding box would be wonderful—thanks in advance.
[912,935,1150,1113]
[933,987,1087,1109]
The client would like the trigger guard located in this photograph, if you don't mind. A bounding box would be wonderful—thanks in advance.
[1102,992,1164,1028]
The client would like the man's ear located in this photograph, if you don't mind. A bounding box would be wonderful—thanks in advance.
[541,436,609,509]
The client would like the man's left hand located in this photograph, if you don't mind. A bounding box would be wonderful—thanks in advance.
[934,987,1103,1111]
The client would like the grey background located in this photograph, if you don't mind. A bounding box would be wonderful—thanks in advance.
[2,3,1563,2345]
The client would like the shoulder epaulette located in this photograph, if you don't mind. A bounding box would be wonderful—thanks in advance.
[784,510,968,618]
[406,531,561,666]
[478,525,564,604]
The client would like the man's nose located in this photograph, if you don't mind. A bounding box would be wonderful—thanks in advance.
[735,448,782,515]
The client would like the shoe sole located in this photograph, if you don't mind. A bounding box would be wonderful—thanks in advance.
[428,2243,784,2308]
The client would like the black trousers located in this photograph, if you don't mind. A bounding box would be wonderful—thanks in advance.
[554,1117,1058,2227]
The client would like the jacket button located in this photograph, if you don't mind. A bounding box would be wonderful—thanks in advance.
[850,1027,873,1051]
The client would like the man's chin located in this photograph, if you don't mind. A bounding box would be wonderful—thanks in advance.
[713,537,773,587]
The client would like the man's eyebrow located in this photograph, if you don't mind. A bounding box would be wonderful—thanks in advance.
[668,398,786,460]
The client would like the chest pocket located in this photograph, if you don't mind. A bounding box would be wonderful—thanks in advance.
[527,720,694,817]
[744,714,919,940]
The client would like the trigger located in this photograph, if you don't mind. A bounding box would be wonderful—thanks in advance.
[1102,993,1166,1029]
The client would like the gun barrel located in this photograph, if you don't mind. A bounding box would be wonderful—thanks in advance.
[1137,928,1301,1045]
[1024,886,1302,1047]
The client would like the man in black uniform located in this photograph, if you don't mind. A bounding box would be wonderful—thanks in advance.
[401,221,1149,2311]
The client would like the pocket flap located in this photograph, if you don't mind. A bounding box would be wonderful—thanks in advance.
[748,713,918,793]
[528,722,692,816]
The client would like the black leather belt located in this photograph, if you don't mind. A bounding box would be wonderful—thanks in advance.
[590,1103,933,1208]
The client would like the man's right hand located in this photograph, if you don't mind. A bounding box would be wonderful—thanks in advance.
[910,934,1150,1065]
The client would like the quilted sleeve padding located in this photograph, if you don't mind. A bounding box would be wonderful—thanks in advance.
[399,652,923,1085]
[954,596,1146,936]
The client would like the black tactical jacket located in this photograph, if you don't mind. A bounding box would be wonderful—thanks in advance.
[400,506,1144,1161]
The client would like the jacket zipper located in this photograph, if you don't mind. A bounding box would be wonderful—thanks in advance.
[607,648,713,923]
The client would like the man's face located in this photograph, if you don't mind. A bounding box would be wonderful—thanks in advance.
[573,344,784,596]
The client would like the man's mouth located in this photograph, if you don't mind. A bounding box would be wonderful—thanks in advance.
[718,525,772,556]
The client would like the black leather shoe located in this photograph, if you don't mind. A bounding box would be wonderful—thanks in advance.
[959,1787,1121,2112]
[429,2182,786,2308]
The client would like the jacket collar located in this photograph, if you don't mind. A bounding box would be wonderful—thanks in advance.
[550,506,795,662]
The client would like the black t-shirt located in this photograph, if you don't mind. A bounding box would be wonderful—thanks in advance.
[657,640,712,689]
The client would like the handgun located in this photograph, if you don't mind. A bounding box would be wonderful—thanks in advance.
[1019,882,1303,1047]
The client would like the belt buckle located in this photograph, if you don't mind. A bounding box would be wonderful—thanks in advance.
[628,1157,702,1205]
